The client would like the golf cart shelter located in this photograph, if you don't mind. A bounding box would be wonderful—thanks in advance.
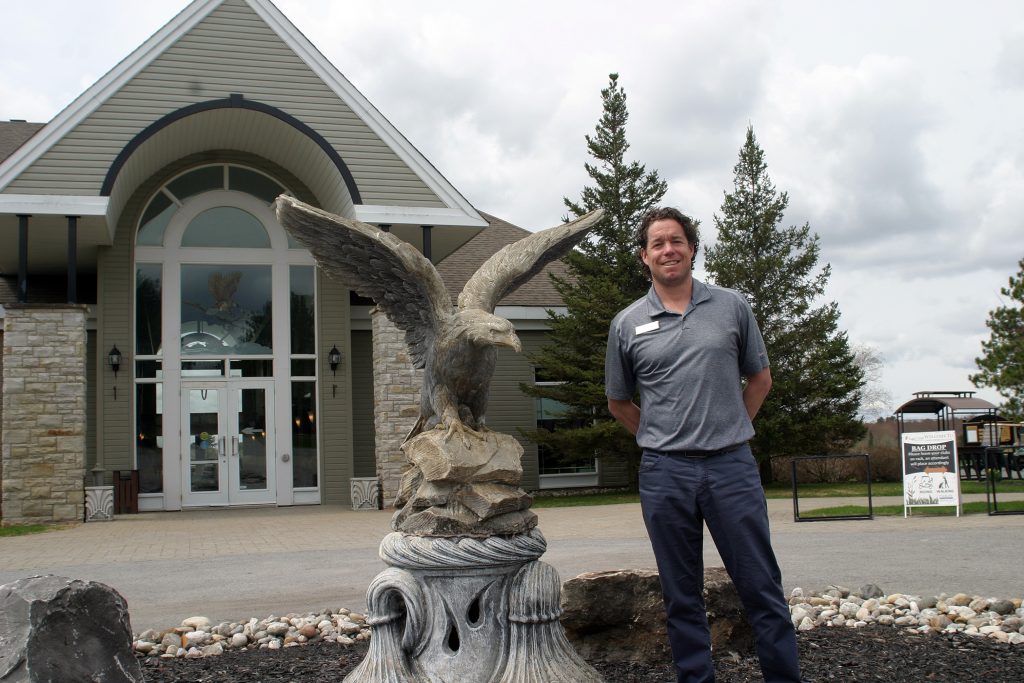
[894,390,1022,480]
[0,0,626,525]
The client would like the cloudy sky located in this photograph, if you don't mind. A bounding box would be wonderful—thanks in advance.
[3,0,1023,417]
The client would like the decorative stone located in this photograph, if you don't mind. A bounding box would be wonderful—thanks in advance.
[182,616,212,630]
[85,486,115,522]
[858,583,884,599]
[990,599,1016,615]
[0,575,143,682]
[351,478,381,510]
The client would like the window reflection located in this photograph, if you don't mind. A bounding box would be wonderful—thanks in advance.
[181,265,272,356]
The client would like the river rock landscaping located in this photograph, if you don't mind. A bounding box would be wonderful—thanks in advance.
[135,585,1024,682]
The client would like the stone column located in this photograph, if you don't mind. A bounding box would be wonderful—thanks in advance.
[1,304,88,525]
[371,308,423,506]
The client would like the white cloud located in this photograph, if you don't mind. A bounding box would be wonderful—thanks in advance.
[3,0,1024,414]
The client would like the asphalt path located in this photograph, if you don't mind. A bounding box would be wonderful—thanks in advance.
[1,497,1022,633]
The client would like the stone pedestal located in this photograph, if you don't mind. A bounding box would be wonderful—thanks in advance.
[85,486,115,522]
[344,530,602,683]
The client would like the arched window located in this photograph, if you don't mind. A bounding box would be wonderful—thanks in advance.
[132,164,319,503]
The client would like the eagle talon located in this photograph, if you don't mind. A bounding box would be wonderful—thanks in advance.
[442,420,483,449]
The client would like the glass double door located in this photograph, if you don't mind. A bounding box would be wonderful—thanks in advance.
[181,380,275,506]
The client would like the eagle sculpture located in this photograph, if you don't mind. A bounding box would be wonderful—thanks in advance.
[274,196,603,444]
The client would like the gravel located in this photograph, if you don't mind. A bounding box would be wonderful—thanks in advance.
[139,623,1024,683]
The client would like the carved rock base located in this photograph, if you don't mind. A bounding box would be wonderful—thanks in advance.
[343,530,603,683]
[392,430,538,538]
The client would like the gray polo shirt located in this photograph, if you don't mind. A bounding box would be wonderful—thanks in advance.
[605,279,769,452]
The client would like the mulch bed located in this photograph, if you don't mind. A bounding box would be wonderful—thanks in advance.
[140,625,1024,682]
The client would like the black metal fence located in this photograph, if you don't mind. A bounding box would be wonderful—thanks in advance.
[791,453,873,522]
[984,446,1024,516]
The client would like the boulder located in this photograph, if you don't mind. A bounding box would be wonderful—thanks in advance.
[560,567,753,663]
[0,574,144,682]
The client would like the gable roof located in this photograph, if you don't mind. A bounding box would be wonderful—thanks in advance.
[437,212,571,307]
[0,0,483,228]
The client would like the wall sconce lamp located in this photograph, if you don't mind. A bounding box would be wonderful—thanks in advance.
[328,345,342,397]
[108,345,122,400]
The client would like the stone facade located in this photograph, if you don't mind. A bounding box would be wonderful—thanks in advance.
[1,305,88,525]
[371,308,423,506]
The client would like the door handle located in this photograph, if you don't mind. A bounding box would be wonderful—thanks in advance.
[219,435,226,456]
[232,435,238,457]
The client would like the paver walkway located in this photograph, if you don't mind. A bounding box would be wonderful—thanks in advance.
[2,495,1022,632]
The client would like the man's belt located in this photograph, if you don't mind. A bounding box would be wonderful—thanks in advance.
[648,443,745,458]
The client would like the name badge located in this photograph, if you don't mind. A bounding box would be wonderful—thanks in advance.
[635,321,660,335]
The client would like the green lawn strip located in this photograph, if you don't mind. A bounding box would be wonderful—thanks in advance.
[0,524,54,537]
[800,500,1024,518]
[532,492,640,508]
[532,480,1024,510]
[766,479,1024,499]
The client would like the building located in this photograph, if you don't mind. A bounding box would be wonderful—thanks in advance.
[0,0,626,524]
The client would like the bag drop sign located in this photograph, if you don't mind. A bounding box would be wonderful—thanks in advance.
[901,430,960,514]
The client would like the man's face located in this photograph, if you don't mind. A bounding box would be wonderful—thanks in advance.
[641,218,694,287]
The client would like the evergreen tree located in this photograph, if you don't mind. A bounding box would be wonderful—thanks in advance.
[522,73,667,487]
[705,126,864,479]
[970,258,1024,421]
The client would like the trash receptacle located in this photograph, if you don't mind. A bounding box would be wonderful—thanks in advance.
[113,470,139,514]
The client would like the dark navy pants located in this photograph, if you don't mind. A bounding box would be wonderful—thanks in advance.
[639,444,803,683]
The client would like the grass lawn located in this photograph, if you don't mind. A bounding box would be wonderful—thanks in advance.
[798,500,1024,518]
[0,524,55,537]
[533,479,1024,509]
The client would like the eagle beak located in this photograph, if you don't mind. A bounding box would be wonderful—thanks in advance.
[497,331,522,353]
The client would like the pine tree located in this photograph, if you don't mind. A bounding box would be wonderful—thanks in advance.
[970,258,1024,421]
[522,73,667,487]
[705,126,864,479]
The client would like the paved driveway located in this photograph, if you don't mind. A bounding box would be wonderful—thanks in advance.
[2,497,1022,633]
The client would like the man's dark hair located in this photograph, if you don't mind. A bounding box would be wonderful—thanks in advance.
[636,207,700,278]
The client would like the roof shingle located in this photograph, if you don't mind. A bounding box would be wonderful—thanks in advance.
[436,212,571,307]
[0,121,45,164]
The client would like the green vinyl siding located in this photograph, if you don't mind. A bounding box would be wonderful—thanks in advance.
[317,272,353,504]
[487,330,551,490]
[351,330,375,478]
[6,0,442,208]
[86,330,97,477]
[97,185,136,477]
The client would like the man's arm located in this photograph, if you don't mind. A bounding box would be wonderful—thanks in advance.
[608,398,641,436]
[742,366,772,420]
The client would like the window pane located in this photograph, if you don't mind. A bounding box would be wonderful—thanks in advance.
[137,193,176,246]
[136,264,162,355]
[229,167,285,204]
[167,166,223,202]
[181,207,271,248]
[290,266,315,354]
[236,388,268,491]
[136,360,163,379]
[230,359,273,377]
[291,358,316,377]
[181,265,272,356]
[292,381,318,488]
[136,383,163,493]
[181,360,224,377]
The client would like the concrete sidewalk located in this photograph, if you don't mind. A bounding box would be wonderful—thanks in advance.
[2,496,1023,633]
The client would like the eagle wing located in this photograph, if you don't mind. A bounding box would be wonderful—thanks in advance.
[274,196,451,368]
[458,209,605,312]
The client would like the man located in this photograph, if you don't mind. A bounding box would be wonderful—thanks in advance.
[605,207,803,683]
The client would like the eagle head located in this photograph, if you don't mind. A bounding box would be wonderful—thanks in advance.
[456,310,522,352]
